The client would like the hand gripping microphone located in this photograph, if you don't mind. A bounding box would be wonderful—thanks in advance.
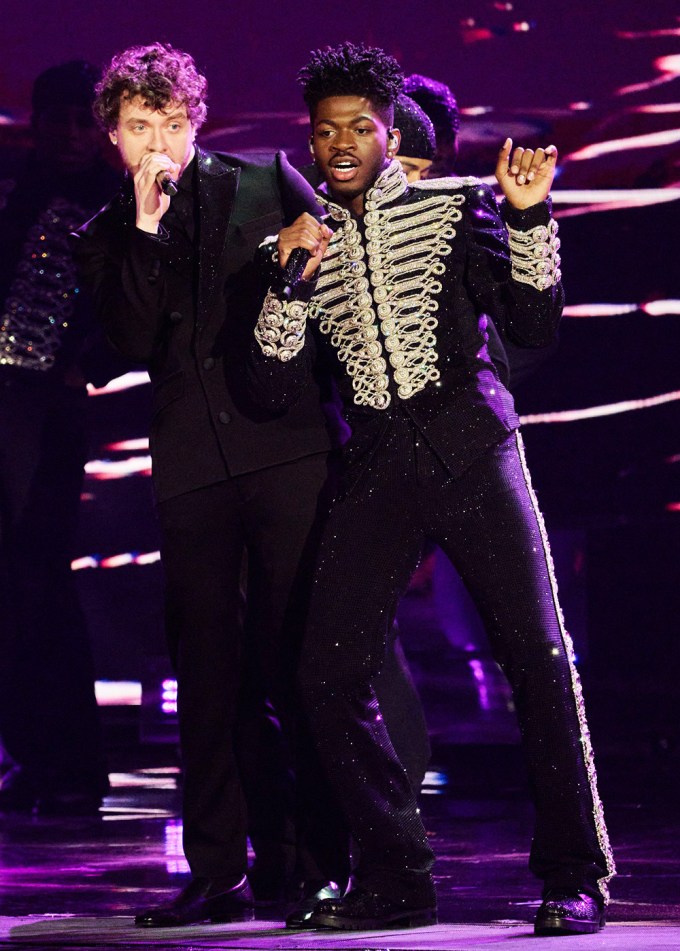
[275,150,328,298]
[281,212,333,300]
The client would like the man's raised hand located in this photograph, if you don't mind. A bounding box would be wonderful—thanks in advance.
[495,138,557,210]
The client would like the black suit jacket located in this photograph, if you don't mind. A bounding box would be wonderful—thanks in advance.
[72,148,331,502]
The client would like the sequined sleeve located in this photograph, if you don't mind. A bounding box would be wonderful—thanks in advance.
[464,184,563,348]
[247,239,319,412]
[253,237,319,361]
[254,290,309,362]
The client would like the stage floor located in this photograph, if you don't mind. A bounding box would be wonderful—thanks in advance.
[0,747,678,950]
[2,583,678,950]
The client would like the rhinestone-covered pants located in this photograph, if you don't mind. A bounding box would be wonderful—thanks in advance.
[298,416,614,904]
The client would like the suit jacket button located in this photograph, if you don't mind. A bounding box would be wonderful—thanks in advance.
[203,357,215,370]
[169,311,183,323]
[218,411,231,424]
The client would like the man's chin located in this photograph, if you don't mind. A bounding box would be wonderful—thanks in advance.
[326,179,364,203]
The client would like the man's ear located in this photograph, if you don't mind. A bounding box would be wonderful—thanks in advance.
[109,130,118,146]
[308,138,315,156]
[387,128,401,157]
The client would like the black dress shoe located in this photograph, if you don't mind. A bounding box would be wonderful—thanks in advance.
[285,881,342,928]
[534,890,605,936]
[308,886,437,931]
[135,876,254,927]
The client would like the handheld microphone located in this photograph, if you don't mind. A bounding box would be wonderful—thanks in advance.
[281,247,311,299]
[281,211,333,299]
[157,171,179,197]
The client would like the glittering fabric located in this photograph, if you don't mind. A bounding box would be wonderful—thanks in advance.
[393,94,436,161]
[297,418,614,904]
[507,218,561,291]
[515,432,615,900]
[249,158,613,905]
[252,160,564,482]
[0,199,87,371]
[255,290,307,360]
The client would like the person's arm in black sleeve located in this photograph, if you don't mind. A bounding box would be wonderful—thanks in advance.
[248,212,332,412]
[70,212,172,364]
[464,137,564,349]
[463,183,563,348]
[247,235,321,412]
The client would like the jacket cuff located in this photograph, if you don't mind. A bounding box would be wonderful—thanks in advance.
[254,290,308,361]
[503,199,561,292]
[502,197,553,230]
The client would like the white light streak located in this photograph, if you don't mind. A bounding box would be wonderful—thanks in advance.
[520,390,680,425]
[84,456,152,479]
[71,550,161,571]
[567,128,680,162]
[87,371,150,396]
[563,303,639,318]
[95,681,142,706]
[552,188,680,205]
[616,53,680,97]
[563,300,680,318]
[106,438,150,452]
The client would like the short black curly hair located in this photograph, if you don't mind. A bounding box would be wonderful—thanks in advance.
[298,41,404,124]
[94,42,208,131]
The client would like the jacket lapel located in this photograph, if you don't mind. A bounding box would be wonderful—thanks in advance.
[196,147,240,322]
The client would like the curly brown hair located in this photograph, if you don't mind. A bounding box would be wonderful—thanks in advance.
[94,42,208,131]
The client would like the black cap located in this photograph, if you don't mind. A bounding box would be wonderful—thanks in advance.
[393,94,436,161]
[404,73,460,144]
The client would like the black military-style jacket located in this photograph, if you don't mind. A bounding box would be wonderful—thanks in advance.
[251,160,563,482]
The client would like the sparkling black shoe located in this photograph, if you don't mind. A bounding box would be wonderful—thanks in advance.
[534,890,605,936]
[285,881,342,928]
[134,875,254,927]
[308,885,437,931]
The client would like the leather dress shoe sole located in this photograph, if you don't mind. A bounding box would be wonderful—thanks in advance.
[135,876,254,928]
[534,892,605,936]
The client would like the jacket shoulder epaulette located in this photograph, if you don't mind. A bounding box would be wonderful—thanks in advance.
[411,175,484,192]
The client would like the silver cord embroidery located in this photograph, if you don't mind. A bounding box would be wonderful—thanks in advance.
[0,199,86,371]
[313,217,391,409]
[313,161,464,408]
[254,289,307,362]
[507,218,561,291]
[256,162,560,409]
[411,174,481,191]
[515,431,616,903]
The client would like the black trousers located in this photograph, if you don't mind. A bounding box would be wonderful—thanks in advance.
[157,451,430,885]
[298,417,615,905]
[0,372,107,797]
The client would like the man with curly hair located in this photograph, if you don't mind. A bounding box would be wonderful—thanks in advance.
[72,42,357,928]
[251,41,615,935]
